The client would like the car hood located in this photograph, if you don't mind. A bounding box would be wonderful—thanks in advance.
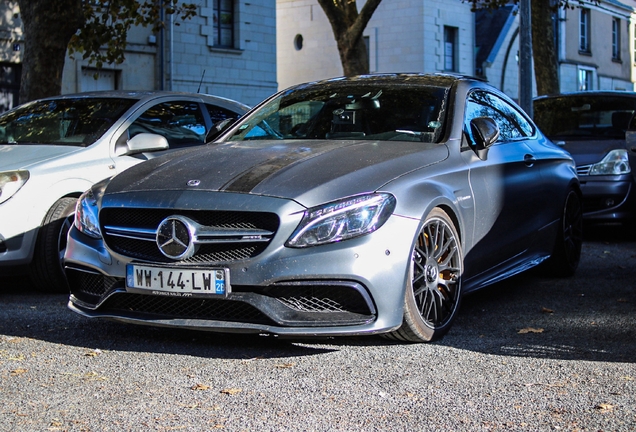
[549,138,624,166]
[106,139,449,207]
[0,144,82,171]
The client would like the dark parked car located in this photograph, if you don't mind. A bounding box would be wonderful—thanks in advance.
[0,91,249,292]
[533,92,636,223]
[65,74,582,343]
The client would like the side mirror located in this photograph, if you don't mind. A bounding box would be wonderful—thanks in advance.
[115,133,169,156]
[206,117,237,143]
[469,117,499,160]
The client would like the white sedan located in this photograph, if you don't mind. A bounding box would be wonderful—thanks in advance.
[0,91,249,292]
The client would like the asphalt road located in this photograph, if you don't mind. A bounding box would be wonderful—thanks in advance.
[1,226,635,431]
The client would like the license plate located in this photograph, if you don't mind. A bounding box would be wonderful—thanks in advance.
[126,264,229,296]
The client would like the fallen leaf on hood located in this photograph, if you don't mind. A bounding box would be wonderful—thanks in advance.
[518,327,544,334]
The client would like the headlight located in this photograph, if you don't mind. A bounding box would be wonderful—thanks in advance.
[74,187,102,239]
[286,193,396,248]
[589,149,631,175]
[0,170,29,205]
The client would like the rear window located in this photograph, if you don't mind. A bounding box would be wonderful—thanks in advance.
[534,95,636,140]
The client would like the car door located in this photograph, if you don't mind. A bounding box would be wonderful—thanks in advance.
[461,90,545,283]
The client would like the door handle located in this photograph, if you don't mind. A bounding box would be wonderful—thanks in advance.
[524,154,536,167]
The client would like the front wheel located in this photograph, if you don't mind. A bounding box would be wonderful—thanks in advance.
[544,189,583,277]
[386,208,463,343]
[30,197,77,293]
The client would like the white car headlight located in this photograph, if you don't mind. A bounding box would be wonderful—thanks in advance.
[589,149,631,175]
[287,193,397,248]
[74,187,102,239]
[0,170,29,205]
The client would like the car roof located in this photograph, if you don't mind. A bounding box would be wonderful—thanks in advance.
[292,73,486,90]
[534,90,636,101]
[30,90,251,112]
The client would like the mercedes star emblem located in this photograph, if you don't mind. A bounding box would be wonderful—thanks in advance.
[156,216,196,259]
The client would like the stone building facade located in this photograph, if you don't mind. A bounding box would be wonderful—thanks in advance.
[276,0,475,90]
[0,0,277,112]
[476,0,636,101]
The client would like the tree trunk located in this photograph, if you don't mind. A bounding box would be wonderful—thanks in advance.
[531,0,560,96]
[337,35,369,76]
[17,0,84,103]
[317,0,382,76]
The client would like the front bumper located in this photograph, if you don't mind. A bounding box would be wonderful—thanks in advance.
[0,197,40,266]
[579,175,636,221]
[65,213,419,337]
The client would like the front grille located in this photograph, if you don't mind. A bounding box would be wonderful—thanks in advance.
[577,164,592,176]
[101,292,276,325]
[278,296,345,312]
[262,284,373,315]
[100,208,279,264]
[106,237,262,264]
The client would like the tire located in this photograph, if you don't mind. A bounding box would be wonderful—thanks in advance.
[544,189,583,277]
[30,197,77,293]
[386,208,463,343]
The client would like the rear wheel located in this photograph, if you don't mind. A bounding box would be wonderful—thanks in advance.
[386,208,463,343]
[30,197,77,293]
[544,189,583,277]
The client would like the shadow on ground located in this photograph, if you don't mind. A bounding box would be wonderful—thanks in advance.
[1,226,634,362]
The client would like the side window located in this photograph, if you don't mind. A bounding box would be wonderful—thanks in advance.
[465,91,534,143]
[128,101,206,148]
[205,103,241,124]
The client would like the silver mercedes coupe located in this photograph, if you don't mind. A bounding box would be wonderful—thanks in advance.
[65,74,583,343]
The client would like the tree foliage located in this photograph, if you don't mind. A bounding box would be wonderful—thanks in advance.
[68,0,197,70]
[16,0,196,103]
[316,0,383,76]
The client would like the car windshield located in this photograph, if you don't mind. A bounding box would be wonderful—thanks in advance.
[534,95,636,140]
[226,83,449,143]
[0,98,136,146]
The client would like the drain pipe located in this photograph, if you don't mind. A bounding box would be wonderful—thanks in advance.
[169,11,174,91]
[159,4,164,90]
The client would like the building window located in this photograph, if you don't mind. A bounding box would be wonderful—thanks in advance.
[294,34,304,51]
[444,26,458,72]
[578,67,594,91]
[579,8,591,53]
[634,24,636,63]
[612,18,621,60]
[363,35,370,71]
[213,0,234,47]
